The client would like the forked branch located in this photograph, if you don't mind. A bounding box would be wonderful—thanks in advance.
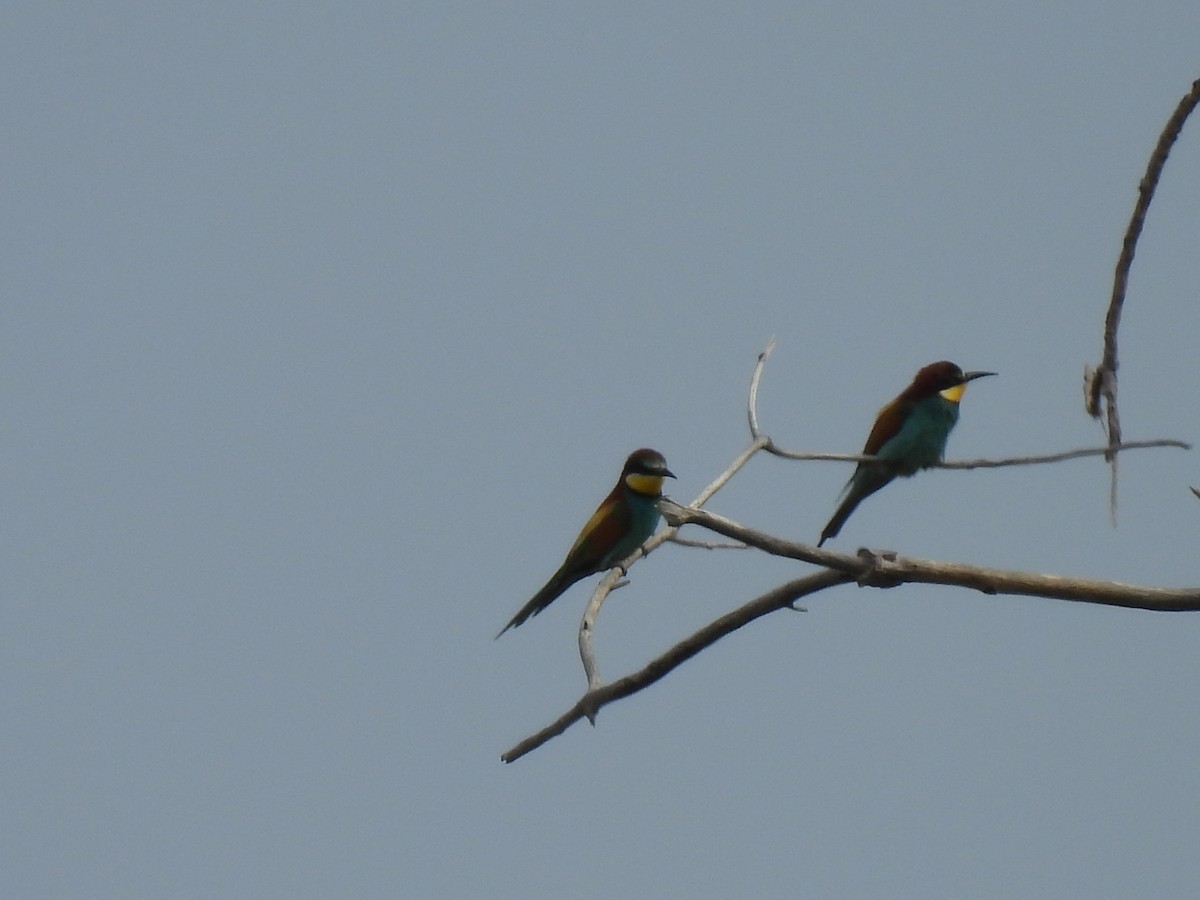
[505,79,1200,761]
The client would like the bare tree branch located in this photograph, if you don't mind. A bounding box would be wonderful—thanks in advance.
[506,212,1198,762]
[747,339,1186,469]
[502,569,850,763]
[936,440,1189,469]
[747,335,775,440]
[504,498,1200,762]
[1085,78,1200,517]
[578,569,629,693]
[762,440,1188,468]
[662,502,1200,612]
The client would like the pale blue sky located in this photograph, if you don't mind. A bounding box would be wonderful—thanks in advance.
[4,3,1200,898]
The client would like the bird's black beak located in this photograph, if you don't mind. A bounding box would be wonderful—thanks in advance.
[963,370,996,383]
[662,468,676,479]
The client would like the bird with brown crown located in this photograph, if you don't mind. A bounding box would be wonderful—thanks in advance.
[818,361,994,546]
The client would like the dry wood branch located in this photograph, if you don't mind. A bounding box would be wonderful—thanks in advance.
[504,500,1200,762]
[578,569,630,692]
[937,440,1189,469]
[507,327,1196,763]
[762,441,1188,468]
[746,336,775,440]
[502,568,850,763]
[747,340,1186,470]
[503,86,1200,764]
[664,502,1200,612]
[1086,78,1200,514]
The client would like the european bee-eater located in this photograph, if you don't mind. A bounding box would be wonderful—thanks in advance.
[497,448,675,637]
[818,361,995,546]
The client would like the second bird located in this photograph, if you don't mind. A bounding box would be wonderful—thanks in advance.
[497,448,674,637]
[818,361,994,546]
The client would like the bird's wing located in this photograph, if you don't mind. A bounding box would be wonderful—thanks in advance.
[559,484,633,577]
[494,484,633,636]
[861,396,911,456]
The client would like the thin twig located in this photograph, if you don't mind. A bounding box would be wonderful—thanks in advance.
[1086,78,1200,517]
[763,448,883,462]
[936,439,1189,468]
[747,336,776,439]
[668,534,748,550]
[578,572,630,693]
[763,440,1188,468]
[746,341,1186,469]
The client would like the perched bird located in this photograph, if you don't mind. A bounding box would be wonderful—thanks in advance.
[497,448,675,637]
[818,361,995,546]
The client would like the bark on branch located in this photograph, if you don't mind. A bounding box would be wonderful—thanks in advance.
[502,569,849,763]
[662,502,1200,613]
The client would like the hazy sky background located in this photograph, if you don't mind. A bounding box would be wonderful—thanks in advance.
[4,3,1200,898]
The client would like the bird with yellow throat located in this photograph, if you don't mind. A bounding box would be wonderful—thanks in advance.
[497,448,674,637]
[818,361,994,546]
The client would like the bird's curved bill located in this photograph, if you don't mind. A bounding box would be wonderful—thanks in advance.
[963,370,996,382]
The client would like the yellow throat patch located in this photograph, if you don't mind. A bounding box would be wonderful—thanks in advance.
[939,382,967,404]
[625,472,665,497]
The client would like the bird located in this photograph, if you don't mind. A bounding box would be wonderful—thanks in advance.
[818,361,995,546]
[496,448,675,637]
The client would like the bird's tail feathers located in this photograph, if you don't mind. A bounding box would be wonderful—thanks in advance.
[495,568,581,638]
[818,492,860,547]
[818,467,893,547]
